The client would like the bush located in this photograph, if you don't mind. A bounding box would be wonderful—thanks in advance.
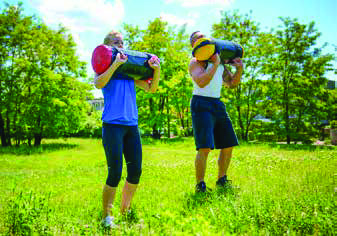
[249,120,279,142]
[330,120,337,129]
[69,110,102,138]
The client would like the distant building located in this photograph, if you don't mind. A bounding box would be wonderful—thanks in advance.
[327,80,336,89]
[88,98,104,111]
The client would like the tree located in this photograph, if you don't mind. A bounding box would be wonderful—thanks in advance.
[212,10,272,141]
[264,17,335,144]
[123,18,191,138]
[0,3,92,146]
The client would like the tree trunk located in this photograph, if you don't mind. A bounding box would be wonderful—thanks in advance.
[34,133,42,146]
[6,110,11,146]
[28,138,32,147]
[149,98,160,139]
[283,75,290,144]
[245,121,250,141]
[152,124,160,139]
[244,91,251,142]
[34,116,42,146]
[186,107,190,136]
[295,110,303,144]
[166,97,170,138]
[236,105,244,140]
[0,113,8,146]
[285,102,290,144]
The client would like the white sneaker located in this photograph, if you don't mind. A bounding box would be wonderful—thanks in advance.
[102,216,116,228]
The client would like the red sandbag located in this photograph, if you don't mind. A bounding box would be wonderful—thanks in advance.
[91,45,112,75]
[91,45,157,81]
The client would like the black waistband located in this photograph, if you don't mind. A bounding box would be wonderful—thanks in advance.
[192,95,221,101]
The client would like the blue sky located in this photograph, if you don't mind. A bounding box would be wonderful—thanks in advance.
[2,0,336,97]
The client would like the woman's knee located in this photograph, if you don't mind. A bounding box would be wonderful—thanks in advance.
[106,170,122,187]
[126,168,142,185]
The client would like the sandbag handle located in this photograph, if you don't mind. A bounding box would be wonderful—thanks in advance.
[111,46,123,61]
[111,46,154,67]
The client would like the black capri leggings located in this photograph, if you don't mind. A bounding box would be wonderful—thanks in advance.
[102,123,142,187]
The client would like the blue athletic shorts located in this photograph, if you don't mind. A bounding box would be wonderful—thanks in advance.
[191,95,239,150]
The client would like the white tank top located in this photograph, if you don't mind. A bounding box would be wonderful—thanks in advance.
[192,63,223,98]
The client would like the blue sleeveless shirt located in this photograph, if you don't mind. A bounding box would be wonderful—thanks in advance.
[102,73,138,126]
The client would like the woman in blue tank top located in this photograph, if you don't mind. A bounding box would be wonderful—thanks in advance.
[94,30,160,228]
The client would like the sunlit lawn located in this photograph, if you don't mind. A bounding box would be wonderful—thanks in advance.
[0,137,336,235]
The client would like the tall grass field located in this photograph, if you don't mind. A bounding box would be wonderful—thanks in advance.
[0,138,336,235]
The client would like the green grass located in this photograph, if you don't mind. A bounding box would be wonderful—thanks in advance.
[0,138,336,235]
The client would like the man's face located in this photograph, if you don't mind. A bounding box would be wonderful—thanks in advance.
[110,35,124,48]
[191,32,206,47]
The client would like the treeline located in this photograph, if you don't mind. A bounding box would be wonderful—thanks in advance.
[122,11,337,144]
[0,3,92,146]
[1,4,336,147]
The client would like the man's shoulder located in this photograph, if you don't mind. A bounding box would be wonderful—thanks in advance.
[189,58,197,66]
[189,58,206,68]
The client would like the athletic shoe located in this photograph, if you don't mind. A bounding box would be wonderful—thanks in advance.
[195,181,207,193]
[216,175,232,188]
[101,216,116,228]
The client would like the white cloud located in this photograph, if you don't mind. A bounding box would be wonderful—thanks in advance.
[29,0,125,72]
[164,0,234,7]
[160,12,198,27]
[30,0,124,32]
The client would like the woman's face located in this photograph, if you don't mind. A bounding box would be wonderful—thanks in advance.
[110,35,124,48]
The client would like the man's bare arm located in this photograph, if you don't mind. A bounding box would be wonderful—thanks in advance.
[223,58,243,89]
[189,54,220,88]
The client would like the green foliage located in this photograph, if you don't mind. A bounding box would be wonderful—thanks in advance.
[325,89,337,122]
[123,18,192,139]
[249,120,278,142]
[263,17,336,144]
[5,190,52,235]
[0,3,92,147]
[212,10,273,141]
[73,110,102,138]
[330,120,337,129]
[210,11,336,144]
[1,4,335,146]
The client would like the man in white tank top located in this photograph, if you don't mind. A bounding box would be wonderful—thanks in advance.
[188,31,243,193]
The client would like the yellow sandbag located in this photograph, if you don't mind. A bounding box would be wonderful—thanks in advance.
[192,38,216,61]
[192,37,244,63]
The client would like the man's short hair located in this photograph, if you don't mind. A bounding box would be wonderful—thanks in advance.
[190,31,200,46]
[104,30,122,45]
